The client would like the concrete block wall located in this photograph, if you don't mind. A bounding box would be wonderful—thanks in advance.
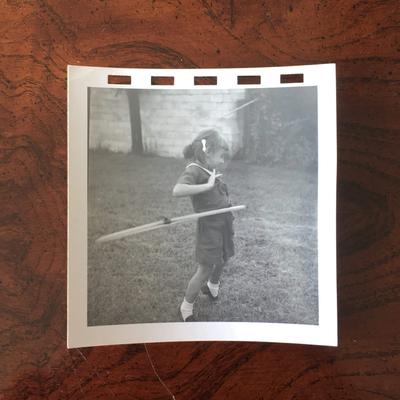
[139,89,246,158]
[89,88,132,153]
[88,88,246,158]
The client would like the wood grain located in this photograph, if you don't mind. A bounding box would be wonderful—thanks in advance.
[1,0,399,398]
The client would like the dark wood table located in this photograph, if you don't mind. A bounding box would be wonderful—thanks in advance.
[1,1,399,399]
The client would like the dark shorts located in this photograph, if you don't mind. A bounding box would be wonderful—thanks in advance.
[195,212,235,266]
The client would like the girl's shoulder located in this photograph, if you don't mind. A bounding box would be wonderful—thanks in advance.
[178,163,209,185]
[185,162,212,176]
[177,163,207,185]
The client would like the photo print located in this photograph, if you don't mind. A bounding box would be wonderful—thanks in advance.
[68,65,337,347]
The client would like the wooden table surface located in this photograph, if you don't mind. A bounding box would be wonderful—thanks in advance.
[1,1,399,399]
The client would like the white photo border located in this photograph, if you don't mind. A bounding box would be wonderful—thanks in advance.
[68,64,337,348]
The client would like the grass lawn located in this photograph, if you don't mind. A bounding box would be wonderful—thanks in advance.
[88,150,318,325]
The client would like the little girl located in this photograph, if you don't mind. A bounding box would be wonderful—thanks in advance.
[173,129,235,321]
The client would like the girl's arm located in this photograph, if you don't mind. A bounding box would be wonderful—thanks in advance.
[172,182,211,197]
[172,169,221,197]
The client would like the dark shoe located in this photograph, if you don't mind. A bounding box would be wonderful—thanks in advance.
[201,284,218,300]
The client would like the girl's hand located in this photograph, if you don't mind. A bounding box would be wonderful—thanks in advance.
[207,169,223,188]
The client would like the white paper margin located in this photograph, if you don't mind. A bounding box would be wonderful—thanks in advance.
[67,64,337,348]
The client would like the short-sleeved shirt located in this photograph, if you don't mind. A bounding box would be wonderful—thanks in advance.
[177,164,231,212]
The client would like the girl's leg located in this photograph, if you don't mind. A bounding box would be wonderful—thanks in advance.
[202,261,227,299]
[180,263,212,321]
[209,261,226,284]
[185,263,212,303]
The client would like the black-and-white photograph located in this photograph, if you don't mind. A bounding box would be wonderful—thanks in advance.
[67,64,337,347]
[87,86,318,326]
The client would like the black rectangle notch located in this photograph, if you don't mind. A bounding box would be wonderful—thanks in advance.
[194,76,218,85]
[280,74,304,84]
[108,75,131,85]
[237,75,261,85]
[151,76,175,85]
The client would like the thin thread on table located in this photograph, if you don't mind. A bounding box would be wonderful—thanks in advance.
[144,343,176,400]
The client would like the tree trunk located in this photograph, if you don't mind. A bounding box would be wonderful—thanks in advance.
[127,91,143,154]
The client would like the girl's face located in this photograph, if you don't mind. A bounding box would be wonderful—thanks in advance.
[206,147,229,170]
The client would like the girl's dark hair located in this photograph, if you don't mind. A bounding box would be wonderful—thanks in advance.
[183,129,225,162]
[183,143,195,159]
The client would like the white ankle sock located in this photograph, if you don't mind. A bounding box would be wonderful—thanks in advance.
[207,281,220,297]
[180,298,194,321]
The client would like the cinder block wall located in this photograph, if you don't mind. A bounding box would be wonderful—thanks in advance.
[139,89,246,157]
[88,88,246,157]
[89,88,132,153]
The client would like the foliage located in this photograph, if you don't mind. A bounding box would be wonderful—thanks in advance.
[243,88,318,169]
